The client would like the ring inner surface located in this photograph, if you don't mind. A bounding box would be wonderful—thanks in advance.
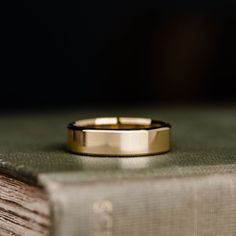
[74,118,162,130]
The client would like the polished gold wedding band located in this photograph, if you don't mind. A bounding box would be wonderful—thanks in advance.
[67,117,171,156]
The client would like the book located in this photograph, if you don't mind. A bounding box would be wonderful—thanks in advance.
[0,107,235,236]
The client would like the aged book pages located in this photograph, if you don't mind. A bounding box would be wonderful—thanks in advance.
[0,174,50,236]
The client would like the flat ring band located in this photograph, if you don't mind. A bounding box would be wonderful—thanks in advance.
[67,117,171,156]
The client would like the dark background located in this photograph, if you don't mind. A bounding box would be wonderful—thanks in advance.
[2,1,236,109]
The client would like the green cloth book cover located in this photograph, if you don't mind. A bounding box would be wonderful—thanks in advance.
[0,108,235,236]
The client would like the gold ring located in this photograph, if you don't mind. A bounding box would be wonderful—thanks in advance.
[67,117,171,156]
